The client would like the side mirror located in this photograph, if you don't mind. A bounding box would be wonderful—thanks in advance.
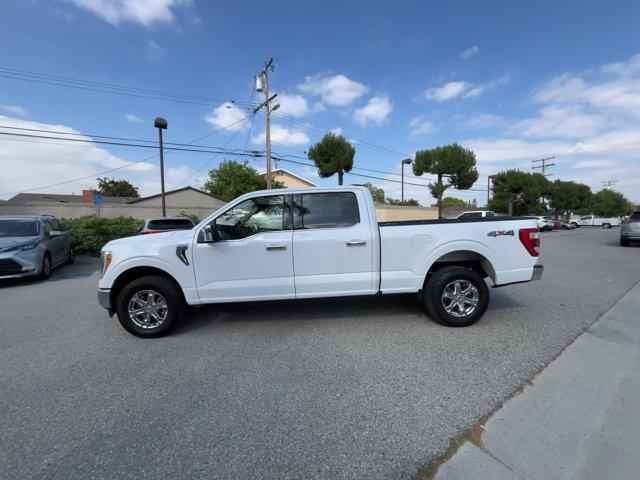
[49,230,63,238]
[198,223,217,243]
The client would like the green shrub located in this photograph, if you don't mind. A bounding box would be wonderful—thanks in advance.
[60,216,143,254]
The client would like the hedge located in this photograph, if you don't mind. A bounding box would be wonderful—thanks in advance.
[60,216,143,254]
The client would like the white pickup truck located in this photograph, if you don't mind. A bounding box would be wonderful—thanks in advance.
[98,186,543,337]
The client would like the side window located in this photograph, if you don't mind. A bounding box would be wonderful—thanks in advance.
[298,192,360,229]
[460,212,481,219]
[42,219,52,236]
[485,211,495,217]
[49,219,61,231]
[214,195,286,240]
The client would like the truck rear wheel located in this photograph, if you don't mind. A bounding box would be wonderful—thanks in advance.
[115,275,184,338]
[423,266,489,327]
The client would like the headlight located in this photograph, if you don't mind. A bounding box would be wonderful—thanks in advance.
[100,251,112,277]
[20,242,39,251]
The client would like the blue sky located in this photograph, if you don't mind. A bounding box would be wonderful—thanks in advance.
[1,0,639,203]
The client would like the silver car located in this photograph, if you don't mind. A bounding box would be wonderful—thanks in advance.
[620,211,640,247]
[0,215,74,280]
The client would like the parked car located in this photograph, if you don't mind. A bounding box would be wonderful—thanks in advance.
[620,211,640,246]
[577,214,620,228]
[0,215,74,280]
[455,210,496,219]
[535,216,554,231]
[551,219,577,230]
[98,187,543,337]
[139,217,195,235]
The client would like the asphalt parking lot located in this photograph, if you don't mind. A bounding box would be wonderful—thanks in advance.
[1,228,639,480]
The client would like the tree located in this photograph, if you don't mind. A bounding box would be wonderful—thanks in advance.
[361,183,385,203]
[96,177,139,197]
[412,143,479,218]
[385,198,419,206]
[590,189,634,217]
[441,196,468,209]
[489,170,550,215]
[307,132,355,185]
[203,160,284,202]
[549,180,592,220]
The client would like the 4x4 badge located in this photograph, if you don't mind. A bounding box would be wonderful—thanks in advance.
[487,230,515,237]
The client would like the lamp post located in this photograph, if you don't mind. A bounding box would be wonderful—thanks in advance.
[401,158,413,203]
[154,117,168,216]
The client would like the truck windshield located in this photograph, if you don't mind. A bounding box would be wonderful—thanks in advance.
[0,220,39,237]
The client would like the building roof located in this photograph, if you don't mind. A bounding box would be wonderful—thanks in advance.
[8,193,133,204]
[263,168,317,186]
[126,186,222,204]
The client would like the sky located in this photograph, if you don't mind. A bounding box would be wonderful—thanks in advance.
[0,0,639,205]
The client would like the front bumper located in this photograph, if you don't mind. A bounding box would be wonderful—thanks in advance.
[531,264,543,281]
[97,289,114,316]
[0,249,43,279]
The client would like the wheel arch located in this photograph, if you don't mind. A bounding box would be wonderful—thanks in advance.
[109,266,187,309]
[423,249,496,287]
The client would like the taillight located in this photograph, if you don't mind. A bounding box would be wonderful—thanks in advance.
[519,228,540,257]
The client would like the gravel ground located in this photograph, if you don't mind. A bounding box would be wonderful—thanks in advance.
[1,228,639,480]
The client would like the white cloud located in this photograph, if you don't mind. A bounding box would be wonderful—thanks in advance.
[514,105,605,138]
[125,113,144,123]
[70,0,192,26]
[145,39,166,61]
[459,46,479,59]
[463,86,486,98]
[353,96,393,126]
[312,102,326,113]
[330,127,342,135]
[465,114,505,128]
[0,115,187,199]
[204,102,247,131]
[571,160,615,169]
[424,81,471,102]
[276,93,309,117]
[299,73,369,106]
[462,137,571,163]
[408,116,436,136]
[0,105,26,116]
[252,124,310,146]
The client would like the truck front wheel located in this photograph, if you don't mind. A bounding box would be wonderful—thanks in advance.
[423,266,489,327]
[115,275,184,338]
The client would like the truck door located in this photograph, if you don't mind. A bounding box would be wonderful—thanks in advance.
[192,194,295,302]
[292,191,374,298]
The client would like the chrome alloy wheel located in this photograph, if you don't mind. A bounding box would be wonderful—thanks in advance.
[127,290,168,329]
[441,280,479,317]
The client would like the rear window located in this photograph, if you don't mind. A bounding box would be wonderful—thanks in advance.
[630,212,640,221]
[146,219,194,230]
[0,220,39,237]
[298,192,360,229]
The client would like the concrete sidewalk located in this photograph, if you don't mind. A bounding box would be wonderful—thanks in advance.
[432,281,640,480]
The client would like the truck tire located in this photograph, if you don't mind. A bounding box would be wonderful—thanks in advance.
[115,275,184,338]
[423,266,489,327]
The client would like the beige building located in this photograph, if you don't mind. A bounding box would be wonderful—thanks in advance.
[265,168,317,188]
[0,187,226,220]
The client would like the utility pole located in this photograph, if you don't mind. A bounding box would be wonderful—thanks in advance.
[254,58,279,189]
[531,155,556,177]
[602,180,617,189]
[401,158,412,203]
[154,117,168,216]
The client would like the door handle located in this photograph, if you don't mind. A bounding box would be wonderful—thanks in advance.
[346,239,367,246]
[266,244,287,251]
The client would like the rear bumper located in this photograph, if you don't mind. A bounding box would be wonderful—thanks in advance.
[531,264,543,281]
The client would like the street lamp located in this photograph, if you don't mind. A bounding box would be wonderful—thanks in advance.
[154,117,168,217]
[401,158,413,203]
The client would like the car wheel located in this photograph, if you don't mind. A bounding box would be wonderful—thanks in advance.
[66,245,75,265]
[39,253,52,280]
[115,275,184,338]
[620,238,630,247]
[602,223,611,229]
[423,266,489,327]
